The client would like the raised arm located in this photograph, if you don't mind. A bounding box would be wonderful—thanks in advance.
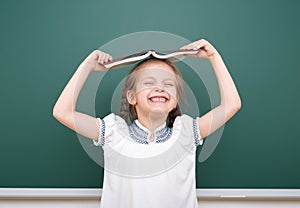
[181,39,242,139]
[52,50,112,140]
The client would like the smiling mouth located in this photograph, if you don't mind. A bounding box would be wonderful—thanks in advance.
[149,96,168,103]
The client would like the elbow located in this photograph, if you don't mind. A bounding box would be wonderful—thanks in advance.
[224,100,242,122]
[52,107,70,127]
[224,96,242,112]
[226,98,242,116]
[52,104,66,122]
[52,105,61,121]
[236,98,242,111]
[52,104,74,128]
[232,97,242,113]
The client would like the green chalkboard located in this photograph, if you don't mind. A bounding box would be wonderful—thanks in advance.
[0,0,299,189]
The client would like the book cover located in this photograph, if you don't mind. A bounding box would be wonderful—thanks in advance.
[104,49,199,69]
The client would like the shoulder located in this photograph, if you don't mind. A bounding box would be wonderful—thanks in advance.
[93,113,128,146]
[102,113,126,126]
[101,113,129,135]
[173,114,203,146]
[173,114,195,129]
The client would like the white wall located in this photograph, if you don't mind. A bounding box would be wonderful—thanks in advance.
[198,199,300,208]
[0,198,99,208]
[0,198,300,208]
[1,189,300,208]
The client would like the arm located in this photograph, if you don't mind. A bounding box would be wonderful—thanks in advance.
[181,39,242,139]
[52,50,112,140]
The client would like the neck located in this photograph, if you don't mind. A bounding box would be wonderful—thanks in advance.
[137,112,167,133]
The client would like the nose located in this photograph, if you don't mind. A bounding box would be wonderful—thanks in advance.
[154,86,164,92]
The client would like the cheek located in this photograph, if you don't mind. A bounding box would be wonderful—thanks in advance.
[135,85,153,95]
[135,89,151,103]
[165,88,177,100]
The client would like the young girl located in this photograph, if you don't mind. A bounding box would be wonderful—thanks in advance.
[53,39,241,208]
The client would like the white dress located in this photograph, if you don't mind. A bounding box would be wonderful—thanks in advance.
[93,113,203,208]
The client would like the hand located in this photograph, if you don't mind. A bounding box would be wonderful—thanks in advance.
[180,39,219,60]
[83,50,113,72]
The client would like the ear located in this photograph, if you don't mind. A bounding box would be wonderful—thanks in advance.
[170,101,178,111]
[173,104,180,113]
[173,103,178,110]
[126,90,137,105]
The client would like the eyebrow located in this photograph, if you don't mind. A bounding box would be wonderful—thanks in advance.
[141,77,176,82]
[141,77,155,80]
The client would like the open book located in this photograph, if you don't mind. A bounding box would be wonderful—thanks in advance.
[104,49,200,69]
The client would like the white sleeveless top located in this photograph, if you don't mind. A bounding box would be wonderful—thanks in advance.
[93,113,203,208]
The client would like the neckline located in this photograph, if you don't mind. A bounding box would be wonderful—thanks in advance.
[134,119,167,133]
[128,120,173,145]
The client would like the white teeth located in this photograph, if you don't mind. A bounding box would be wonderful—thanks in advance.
[150,97,167,102]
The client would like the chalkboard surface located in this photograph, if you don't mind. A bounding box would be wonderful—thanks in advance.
[0,0,299,188]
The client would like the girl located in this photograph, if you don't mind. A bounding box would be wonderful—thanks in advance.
[53,39,241,208]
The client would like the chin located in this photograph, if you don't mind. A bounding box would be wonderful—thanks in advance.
[149,108,169,119]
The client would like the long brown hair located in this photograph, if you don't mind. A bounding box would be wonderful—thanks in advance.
[120,58,186,128]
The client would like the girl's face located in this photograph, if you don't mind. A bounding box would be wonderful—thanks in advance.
[127,62,178,119]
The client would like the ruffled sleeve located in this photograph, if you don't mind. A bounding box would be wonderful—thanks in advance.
[173,114,203,146]
[93,113,120,146]
[193,117,203,146]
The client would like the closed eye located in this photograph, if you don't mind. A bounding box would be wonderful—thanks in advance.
[144,81,154,86]
[164,82,175,87]
[142,77,156,86]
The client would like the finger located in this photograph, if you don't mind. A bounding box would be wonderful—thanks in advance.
[108,55,113,61]
[193,45,200,50]
[192,40,205,49]
[102,53,109,63]
[189,41,204,51]
[105,54,112,63]
[106,54,112,62]
[180,45,188,50]
[98,56,103,65]
[98,53,105,65]
[182,45,194,50]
